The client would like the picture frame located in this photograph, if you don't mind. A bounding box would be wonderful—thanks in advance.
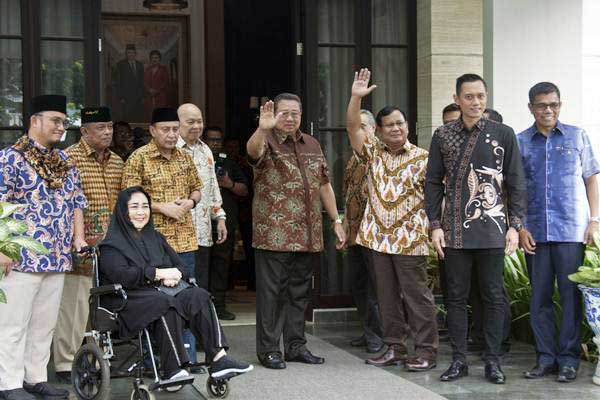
[102,13,190,125]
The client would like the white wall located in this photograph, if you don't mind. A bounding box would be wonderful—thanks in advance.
[582,0,600,149]
[490,0,583,134]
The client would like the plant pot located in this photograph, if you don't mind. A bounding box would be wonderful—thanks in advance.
[578,285,600,385]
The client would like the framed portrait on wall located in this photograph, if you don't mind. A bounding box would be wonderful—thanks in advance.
[102,14,189,124]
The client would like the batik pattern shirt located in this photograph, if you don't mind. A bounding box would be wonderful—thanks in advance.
[177,137,226,247]
[0,141,88,273]
[66,140,124,275]
[122,140,203,253]
[251,130,330,252]
[425,118,526,249]
[355,136,429,255]
[343,154,369,246]
[517,121,600,243]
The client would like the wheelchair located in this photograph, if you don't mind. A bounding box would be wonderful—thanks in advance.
[70,247,231,399]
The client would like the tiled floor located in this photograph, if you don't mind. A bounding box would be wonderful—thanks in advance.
[308,323,600,400]
[51,289,600,399]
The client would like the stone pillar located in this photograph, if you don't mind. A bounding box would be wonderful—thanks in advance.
[416,0,483,150]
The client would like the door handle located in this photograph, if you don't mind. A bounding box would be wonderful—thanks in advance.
[310,122,314,136]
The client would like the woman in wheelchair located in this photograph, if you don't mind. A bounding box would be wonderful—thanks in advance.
[98,186,253,384]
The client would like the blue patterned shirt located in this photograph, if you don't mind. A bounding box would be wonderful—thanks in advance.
[0,141,88,273]
[517,121,600,243]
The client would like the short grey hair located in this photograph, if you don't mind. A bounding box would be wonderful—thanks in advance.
[359,109,376,128]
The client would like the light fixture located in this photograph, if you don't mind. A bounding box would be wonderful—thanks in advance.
[143,0,188,11]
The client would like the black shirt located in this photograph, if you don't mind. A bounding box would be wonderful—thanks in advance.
[425,118,526,249]
[216,156,248,229]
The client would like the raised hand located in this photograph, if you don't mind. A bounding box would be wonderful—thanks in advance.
[259,100,277,131]
[351,68,377,98]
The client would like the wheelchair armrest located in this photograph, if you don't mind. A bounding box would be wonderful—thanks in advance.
[90,284,124,297]
[187,277,198,286]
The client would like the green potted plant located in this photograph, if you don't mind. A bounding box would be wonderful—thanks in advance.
[568,231,600,385]
[0,201,49,303]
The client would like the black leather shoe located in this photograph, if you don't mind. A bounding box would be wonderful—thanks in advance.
[440,360,468,382]
[485,362,506,384]
[23,382,69,399]
[366,342,384,354]
[556,366,577,383]
[217,309,236,321]
[524,364,557,379]
[260,353,286,369]
[365,345,407,367]
[54,371,71,384]
[0,389,36,400]
[285,349,325,364]
[350,336,366,347]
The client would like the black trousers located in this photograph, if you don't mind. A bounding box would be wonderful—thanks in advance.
[149,307,188,377]
[444,248,505,363]
[347,245,383,346]
[196,246,211,290]
[210,232,236,311]
[469,269,512,349]
[154,287,229,374]
[255,249,313,359]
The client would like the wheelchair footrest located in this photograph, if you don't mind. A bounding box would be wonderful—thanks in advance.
[149,375,195,391]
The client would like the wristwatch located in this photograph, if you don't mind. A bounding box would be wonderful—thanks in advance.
[511,222,523,232]
[591,216,600,223]
[333,215,343,225]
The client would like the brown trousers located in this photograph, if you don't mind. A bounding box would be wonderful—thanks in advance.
[370,251,439,360]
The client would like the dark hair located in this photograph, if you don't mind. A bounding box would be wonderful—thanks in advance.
[204,126,224,137]
[442,103,460,115]
[114,121,131,130]
[375,106,407,127]
[149,50,162,60]
[456,73,487,94]
[484,108,503,123]
[273,93,302,112]
[528,82,560,103]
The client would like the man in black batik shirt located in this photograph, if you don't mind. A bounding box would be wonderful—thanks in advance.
[425,74,526,385]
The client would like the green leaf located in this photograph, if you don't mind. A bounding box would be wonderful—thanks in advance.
[0,202,26,219]
[0,242,21,261]
[5,219,27,235]
[0,221,8,241]
[0,288,5,304]
[10,236,48,255]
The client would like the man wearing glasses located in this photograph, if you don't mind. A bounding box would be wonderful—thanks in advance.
[0,95,88,400]
[247,93,345,369]
[122,107,203,364]
[517,82,600,383]
[203,126,248,321]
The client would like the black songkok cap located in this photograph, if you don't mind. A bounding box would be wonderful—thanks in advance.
[81,107,112,124]
[151,107,178,125]
[30,95,67,115]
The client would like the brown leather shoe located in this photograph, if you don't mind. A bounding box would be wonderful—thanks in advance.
[365,345,407,367]
[405,357,436,372]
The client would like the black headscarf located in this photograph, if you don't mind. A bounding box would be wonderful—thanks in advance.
[100,186,169,269]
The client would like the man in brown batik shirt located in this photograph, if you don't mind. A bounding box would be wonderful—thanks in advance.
[247,93,345,369]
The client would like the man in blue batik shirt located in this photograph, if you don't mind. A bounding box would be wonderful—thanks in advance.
[0,95,88,400]
[517,82,600,383]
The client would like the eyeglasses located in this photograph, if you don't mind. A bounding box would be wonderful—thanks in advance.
[278,111,301,120]
[381,121,407,129]
[532,102,561,111]
[40,115,69,129]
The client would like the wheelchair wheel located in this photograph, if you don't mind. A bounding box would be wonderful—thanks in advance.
[206,377,229,398]
[130,384,155,400]
[72,343,111,400]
